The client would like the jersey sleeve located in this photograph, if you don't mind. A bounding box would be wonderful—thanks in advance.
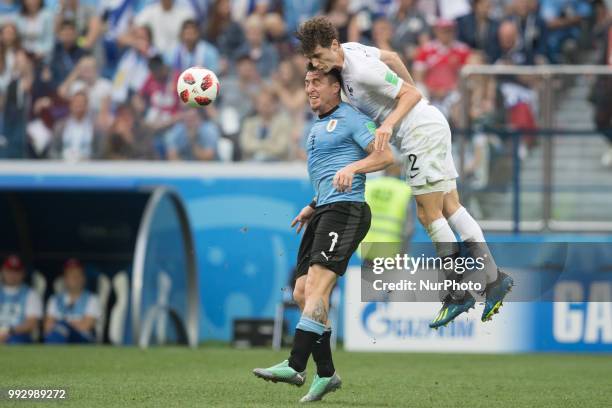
[85,295,102,320]
[46,296,60,319]
[355,58,404,101]
[25,290,43,319]
[351,111,376,151]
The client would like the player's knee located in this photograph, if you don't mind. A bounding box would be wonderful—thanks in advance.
[416,206,428,226]
[293,286,305,309]
[443,193,462,219]
[304,265,336,298]
[417,205,442,227]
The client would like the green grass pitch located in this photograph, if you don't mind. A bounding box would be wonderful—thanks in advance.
[2,346,611,407]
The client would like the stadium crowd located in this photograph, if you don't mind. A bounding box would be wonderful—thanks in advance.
[0,0,610,163]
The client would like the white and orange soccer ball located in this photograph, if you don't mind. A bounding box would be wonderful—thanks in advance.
[176,67,220,107]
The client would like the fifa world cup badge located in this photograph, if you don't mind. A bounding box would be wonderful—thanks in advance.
[327,119,337,132]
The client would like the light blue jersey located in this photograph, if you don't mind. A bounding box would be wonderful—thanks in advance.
[50,291,93,321]
[307,102,376,206]
[0,284,29,328]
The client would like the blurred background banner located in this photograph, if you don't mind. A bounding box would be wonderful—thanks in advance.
[2,162,611,352]
[0,162,317,342]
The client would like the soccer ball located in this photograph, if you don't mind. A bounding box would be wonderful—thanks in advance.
[176,67,220,107]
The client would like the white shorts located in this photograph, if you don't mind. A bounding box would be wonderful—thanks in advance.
[393,99,459,195]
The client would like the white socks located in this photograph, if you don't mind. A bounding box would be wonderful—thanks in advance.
[447,206,499,284]
[426,217,459,259]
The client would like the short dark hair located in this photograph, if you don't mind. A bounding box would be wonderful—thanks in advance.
[306,63,342,93]
[148,55,166,71]
[296,16,339,56]
[181,19,199,33]
[59,20,76,31]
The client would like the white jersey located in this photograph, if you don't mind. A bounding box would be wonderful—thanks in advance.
[340,43,403,126]
[340,42,458,191]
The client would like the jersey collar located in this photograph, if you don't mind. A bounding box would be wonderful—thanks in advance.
[318,104,340,120]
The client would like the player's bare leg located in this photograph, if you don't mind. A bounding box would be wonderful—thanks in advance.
[253,266,342,400]
[298,265,341,403]
[414,190,476,328]
[252,274,309,386]
[291,273,339,403]
[293,275,307,311]
[443,189,514,321]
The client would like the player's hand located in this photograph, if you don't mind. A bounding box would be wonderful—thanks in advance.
[374,125,393,151]
[291,205,315,234]
[333,166,355,192]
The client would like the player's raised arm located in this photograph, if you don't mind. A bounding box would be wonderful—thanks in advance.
[353,53,422,152]
[376,81,422,151]
[333,118,394,192]
[333,141,394,192]
[378,50,416,86]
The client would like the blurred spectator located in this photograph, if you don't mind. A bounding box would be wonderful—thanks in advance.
[0,22,20,94]
[505,0,549,65]
[388,0,430,65]
[0,0,19,26]
[417,0,472,20]
[283,0,322,34]
[539,0,592,62]
[86,0,138,76]
[205,0,245,61]
[139,55,180,137]
[490,0,516,19]
[456,0,502,63]
[218,55,262,134]
[165,108,220,161]
[271,59,307,120]
[231,0,270,21]
[167,19,220,75]
[1,50,33,158]
[591,0,612,166]
[102,102,155,160]
[496,17,541,64]
[413,18,471,117]
[53,0,96,38]
[134,0,193,56]
[16,0,54,62]
[50,20,87,86]
[44,259,101,344]
[240,87,291,161]
[111,25,156,104]
[371,17,394,51]
[271,59,307,159]
[496,20,539,153]
[264,13,291,59]
[185,0,209,21]
[0,255,43,344]
[51,90,101,161]
[58,56,113,131]
[235,15,279,77]
[324,0,359,43]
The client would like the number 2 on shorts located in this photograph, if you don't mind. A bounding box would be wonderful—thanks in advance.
[328,232,339,252]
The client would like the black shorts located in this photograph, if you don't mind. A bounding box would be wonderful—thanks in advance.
[296,201,371,280]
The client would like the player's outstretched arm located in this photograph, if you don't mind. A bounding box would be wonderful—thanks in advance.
[379,50,416,86]
[375,82,422,151]
[333,142,394,192]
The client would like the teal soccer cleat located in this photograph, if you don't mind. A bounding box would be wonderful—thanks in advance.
[482,270,514,322]
[299,373,342,403]
[252,360,306,386]
[429,293,476,329]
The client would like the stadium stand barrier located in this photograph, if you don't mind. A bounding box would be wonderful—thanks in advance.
[457,65,612,233]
